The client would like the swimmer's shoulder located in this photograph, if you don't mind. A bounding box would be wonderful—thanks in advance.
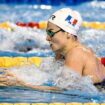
[68,45,87,57]
[75,45,97,58]
[65,46,86,74]
[66,45,95,62]
[66,46,86,62]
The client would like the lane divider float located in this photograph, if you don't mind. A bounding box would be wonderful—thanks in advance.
[0,103,105,105]
[0,57,44,67]
[0,57,105,68]
[0,21,105,31]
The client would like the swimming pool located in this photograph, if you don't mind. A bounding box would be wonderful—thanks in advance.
[0,1,105,103]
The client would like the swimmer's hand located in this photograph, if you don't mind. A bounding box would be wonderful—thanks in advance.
[0,70,25,87]
[0,70,61,92]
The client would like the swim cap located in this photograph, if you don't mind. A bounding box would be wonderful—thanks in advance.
[48,8,82,35]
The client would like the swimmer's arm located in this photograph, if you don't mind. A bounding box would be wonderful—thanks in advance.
[65,49,85,75]
[0,77,60,92]
[17,81,61,92]
[0,71,60,92]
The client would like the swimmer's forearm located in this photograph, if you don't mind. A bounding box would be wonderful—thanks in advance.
[0,75,60,92]
[26,85,60,92]
[18,82,60,92]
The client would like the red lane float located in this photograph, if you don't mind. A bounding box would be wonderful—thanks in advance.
[16,21,47,29]
[27,22,39,28]
[16,22,39,28]
[16,22,27,27]
[101,57,105,66]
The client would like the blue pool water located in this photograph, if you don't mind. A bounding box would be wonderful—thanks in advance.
[0,1,105,103]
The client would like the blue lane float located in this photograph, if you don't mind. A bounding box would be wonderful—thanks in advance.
[0,0,96,5]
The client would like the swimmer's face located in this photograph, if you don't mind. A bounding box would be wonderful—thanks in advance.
[46,22,68,52]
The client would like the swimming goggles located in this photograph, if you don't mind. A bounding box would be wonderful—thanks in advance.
[46,29,63,37]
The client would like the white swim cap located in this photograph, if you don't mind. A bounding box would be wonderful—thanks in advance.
[48,8,83,35]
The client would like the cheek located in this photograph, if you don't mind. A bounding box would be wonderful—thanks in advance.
[51,33,67,47]
[52,38,60,44]
[52,38,66,47]
[52,36,63,43]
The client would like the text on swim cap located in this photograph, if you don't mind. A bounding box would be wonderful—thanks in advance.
[65,15,78,26]
[50,15,56,20]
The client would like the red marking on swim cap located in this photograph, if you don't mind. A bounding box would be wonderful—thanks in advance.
[73,19,78,25]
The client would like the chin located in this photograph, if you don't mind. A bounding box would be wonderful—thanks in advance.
[52,47,60,52]
[51,45,61,52]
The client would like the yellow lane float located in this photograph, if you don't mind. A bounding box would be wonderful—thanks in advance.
[82,22,105,30]
[0,103,105,105]
[0,22,14,31]
[0,57,44,67]
[39,21,47,29]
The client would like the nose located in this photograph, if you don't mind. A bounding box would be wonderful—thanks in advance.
[46,35,51,41]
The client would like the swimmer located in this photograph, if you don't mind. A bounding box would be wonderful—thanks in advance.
[46,8,105,84]
[0,8,105,91]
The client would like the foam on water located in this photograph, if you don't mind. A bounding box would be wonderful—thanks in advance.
[78,29,105,56]
[78,1,105,22]
[91,1,105,9]
[9,57,98,94]
[0,23,51,53]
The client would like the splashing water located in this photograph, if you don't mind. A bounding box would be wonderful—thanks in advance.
[9,57,98,94]
[78,29,105,57]
[0,22,50,53]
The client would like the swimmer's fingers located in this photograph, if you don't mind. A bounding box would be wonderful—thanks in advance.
[0,71,8,77]
[0,82,7,86]
[0,77,8,82]
[0,76,24,87]
[0,71,9,78]
[0,81,13,86]
[0,70,15,79]
[0,79,10,86]
[3,70,15,77]
[0,74,5,78]
[0,79,17,86]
